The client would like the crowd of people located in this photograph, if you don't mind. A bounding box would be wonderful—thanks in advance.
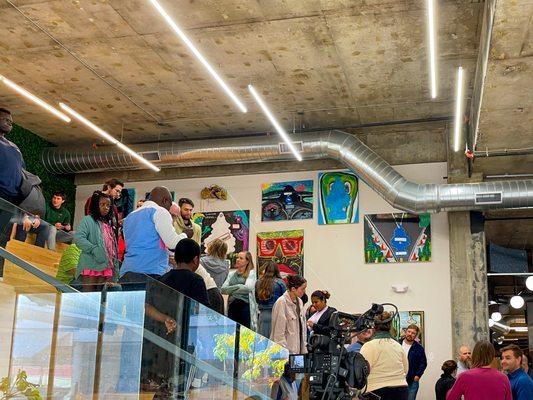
[2,106,533,400]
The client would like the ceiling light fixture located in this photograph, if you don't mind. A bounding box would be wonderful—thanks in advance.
[59,103,161,172]
[526,276,533,291]
[247,84,302,162]
[453,66,464,152]
[426,0,437,98]
[0,75,71,123]
[510,295,524,309]
[490,312,502,322]
[147,0,247,113]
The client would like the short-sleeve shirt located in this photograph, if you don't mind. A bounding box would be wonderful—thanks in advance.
[0,136,24,199]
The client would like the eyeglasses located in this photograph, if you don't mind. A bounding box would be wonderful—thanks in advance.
[0,117,13,123]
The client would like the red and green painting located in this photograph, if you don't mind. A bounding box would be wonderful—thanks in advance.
[257,230,304,278]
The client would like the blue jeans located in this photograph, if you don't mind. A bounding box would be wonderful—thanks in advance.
[408,380,419,400]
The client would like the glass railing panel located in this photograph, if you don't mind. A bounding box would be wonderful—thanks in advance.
[142,275,288,399]
[1,242,287,400]
[0,197,75,281]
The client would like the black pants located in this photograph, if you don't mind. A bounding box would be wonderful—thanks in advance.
[228,298,251,328]
[119,271,161,291]
[371,385,408,400]
[207,287,224,315]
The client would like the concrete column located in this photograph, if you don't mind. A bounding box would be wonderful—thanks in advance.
[448,211,489,355]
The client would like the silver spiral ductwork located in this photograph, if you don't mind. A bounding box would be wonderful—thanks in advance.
[42,130,533,213]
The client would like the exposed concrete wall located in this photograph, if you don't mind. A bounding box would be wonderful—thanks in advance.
[448,211,489,355]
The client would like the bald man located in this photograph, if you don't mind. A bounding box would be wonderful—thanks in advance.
[456,345,472,375]
[120,187,193,286]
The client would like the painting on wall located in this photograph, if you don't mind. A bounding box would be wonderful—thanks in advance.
[196,210,250,260]
[364,213,431,263]
[393,311,425,347]
[318,171,359,224]
[261,180,313,221]
[257,230,304,278]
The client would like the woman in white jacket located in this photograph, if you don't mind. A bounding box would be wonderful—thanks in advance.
[221,251,257,329]
[270,275,308,354]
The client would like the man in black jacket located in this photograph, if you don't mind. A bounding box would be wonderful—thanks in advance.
[399,324,427,400]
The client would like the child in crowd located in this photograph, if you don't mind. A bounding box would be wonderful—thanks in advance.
[74,191,119,291]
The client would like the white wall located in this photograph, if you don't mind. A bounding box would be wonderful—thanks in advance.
[75,162,452,400]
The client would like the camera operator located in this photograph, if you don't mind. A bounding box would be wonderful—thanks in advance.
[360,311,408,400]
[307,290,337,336]
[271,275,308,354]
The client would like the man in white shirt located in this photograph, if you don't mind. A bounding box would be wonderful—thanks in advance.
[456,345,472,375]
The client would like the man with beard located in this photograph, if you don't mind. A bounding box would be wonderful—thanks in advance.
[457,345,472,375]
[172,197,201,244]
[399,324,427,400]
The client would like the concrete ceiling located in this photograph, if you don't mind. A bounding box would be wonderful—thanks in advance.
[474,0,533,175]
[0,1,478,144]
[0,0,529,176]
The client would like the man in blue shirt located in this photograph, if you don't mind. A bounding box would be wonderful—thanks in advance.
[119,186,193,289]
[501,344,533,400]
[0,108,26,276]
[347,328,374,353]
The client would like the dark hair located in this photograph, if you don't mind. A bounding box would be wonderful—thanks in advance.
[286,275,306,290]
[52,191,66,201]
[178,197,194,208]
[501,344,523,359]
[0,108,11,115]
[374,311,393,332]
[471,340,495,368]
[88,191,112,222]
[441,360,457,375]
[311,290,330,302]
[175,238,200,264]
[406,324,420,334]
[103,178,124,191]
[257,261,281,301]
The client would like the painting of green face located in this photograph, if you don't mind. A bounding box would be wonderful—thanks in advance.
[318,171,359,224]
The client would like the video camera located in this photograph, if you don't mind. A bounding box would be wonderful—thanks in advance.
[289,303,398,400]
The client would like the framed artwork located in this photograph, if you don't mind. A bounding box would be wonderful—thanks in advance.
[318,171,359,224]
[257,230,304,278]
[195,210,250,259]
[364,213,431,263]
[261,180,313,221]
[393,311,425,347]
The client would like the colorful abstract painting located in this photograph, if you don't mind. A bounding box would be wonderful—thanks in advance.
[318,171,359,224]
[364,213,431,263]
[257,230,304,278]
[393,311,425,347]
[196,210,250,260]
[261,180,313,221]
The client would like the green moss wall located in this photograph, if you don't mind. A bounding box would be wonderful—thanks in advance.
[7,124,76,222]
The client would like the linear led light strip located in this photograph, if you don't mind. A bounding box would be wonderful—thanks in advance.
[148,0,247,113]
[0,75,71,123]
[248,84,302,161]
[59,103,161,172]
[427,0,437,99]
[453,67,464,153]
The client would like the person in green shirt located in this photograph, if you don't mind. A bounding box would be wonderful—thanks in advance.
[44,191,72,250]
[55,243,81,285]
[14,191,72,250]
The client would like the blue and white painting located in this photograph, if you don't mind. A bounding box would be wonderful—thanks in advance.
[318,171,359,225]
